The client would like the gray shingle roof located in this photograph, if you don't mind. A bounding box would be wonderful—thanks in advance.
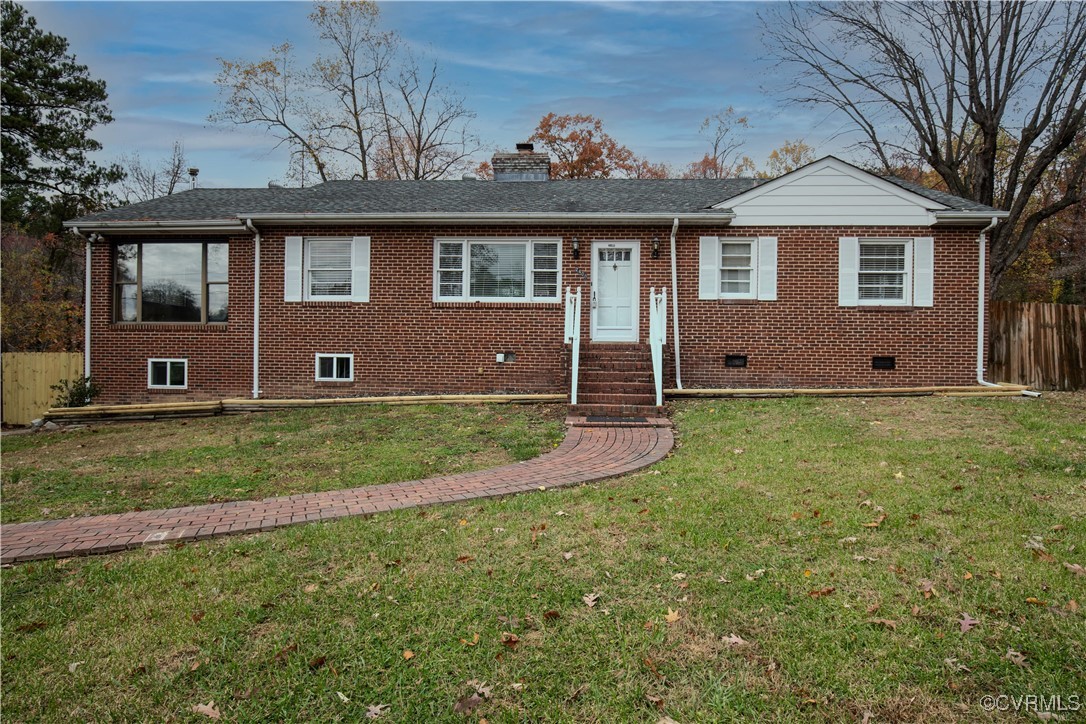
[879,175,998,212]
[69,169,1000,224]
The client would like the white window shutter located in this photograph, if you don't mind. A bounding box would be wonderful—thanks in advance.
[838,236,859,306]
[757,236,778,301]
[284,236,303,302]
[913,236,934,307]
[699,236,720,300]
[351,236,371,302]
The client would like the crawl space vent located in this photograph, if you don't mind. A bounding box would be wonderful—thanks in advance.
[872,356,897,370]
[725,355,748,368]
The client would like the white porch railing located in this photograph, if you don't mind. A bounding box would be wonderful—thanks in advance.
[564,286,583,405]
[649,287,668,407]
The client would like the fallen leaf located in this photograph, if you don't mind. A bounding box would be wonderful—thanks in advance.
[664,607,681,623]
[497,614,520,629]
[808,586,835,598]
[555,510,567,516]
[456,555,474,563]
[1066,599,1080,613]
[582,592,601,608]
[304,583,319,593]
[566,683,590,701]
[1064,562,1085,577]
[861,712,875,724]
[459,633,480,646]
[1026,596,1048,607]
[403,649,415,660]
[273,643,297,664]
[68,661,85,673]
[562,551,574,561]
[1004,649,1029,668]
[366,703,390,719]
[458,519,467,526]
[867,618,897,630]
[745,568,766,581]
[336,691,350,703]
[671,572,687,581]
[723,633,749,647]
[838,536,858,546]
[500,632,519,649]
[543,610,560,621]
[645,693,665,710]
[1032,549,1057,563]
[944,657,971,673]
[919,580,938,599]
[191,610,206,623]
[804,569,813,577]
[963,571,973,580]
[192,701,221,720]
[308,655,326,669]
[862,514,888,528]
[958,613,979,633]
[15,621,46,633]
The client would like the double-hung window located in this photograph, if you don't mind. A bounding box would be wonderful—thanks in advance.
[283,236,370,302]
[435,239,561,302]
[698,236,778,301]
[114,242,228,323]
[838,236,934,307]
[858,241,909,304]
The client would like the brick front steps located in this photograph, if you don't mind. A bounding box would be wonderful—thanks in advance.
[0,418,673,565]
[570,343,665,418]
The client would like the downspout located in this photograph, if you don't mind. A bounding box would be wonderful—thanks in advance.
[244,218,262,399]
[71,227,93,378]
[669,217,683,389]
[976,217,1040,397]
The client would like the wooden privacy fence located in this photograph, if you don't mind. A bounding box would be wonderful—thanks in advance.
[1,352,85,426]
[989,302,1086,391]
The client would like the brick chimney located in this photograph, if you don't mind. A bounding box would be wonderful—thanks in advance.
[491,142,551,181]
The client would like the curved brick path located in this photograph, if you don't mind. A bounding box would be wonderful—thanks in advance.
[0,420,673,565]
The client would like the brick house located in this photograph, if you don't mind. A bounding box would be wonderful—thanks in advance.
[66,148,1006,414]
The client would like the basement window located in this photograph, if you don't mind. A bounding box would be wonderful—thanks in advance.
[148,359,187,389]
[315,354,353,382]
[872,356,897,370]
[725,354,748,368]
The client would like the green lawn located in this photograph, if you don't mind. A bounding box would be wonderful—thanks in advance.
[2,395,1084,722]
[0,403,566,523]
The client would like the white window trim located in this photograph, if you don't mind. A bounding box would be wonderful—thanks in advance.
[857,238,913,307]
[719,238,758,300]
[305,237,354,302]
[433,237,562,303]
[147,358,188,389]
[314,353,354,382]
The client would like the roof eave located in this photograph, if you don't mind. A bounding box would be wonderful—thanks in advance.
[235,212,737,226]
[64,219,248,234]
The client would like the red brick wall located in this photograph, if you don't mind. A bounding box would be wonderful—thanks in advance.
[89,223,986,403]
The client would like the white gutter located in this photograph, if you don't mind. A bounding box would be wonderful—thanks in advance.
[61,220,247,233]
[975,216,1038,396]
[71,227,93,379]
[669,217,683,389]
[237,212,735,226]
[244,218,262,399]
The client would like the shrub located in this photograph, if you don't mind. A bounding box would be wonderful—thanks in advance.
[50,376,101,408]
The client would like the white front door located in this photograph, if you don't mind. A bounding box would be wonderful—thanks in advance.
[591,241,639,342]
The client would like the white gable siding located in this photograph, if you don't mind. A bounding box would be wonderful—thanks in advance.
[728,164,939,227]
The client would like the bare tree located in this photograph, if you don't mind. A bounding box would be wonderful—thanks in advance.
[683,107,755,179]
[118,140,188,203]
[210,42,333,186]
[371,54,480,180]
[210,1,478,183]
[762,1,1086,293]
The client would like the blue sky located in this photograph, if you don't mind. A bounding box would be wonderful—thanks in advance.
[27,0,856,188]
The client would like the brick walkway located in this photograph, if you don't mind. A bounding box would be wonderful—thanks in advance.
[0,420,673,565]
